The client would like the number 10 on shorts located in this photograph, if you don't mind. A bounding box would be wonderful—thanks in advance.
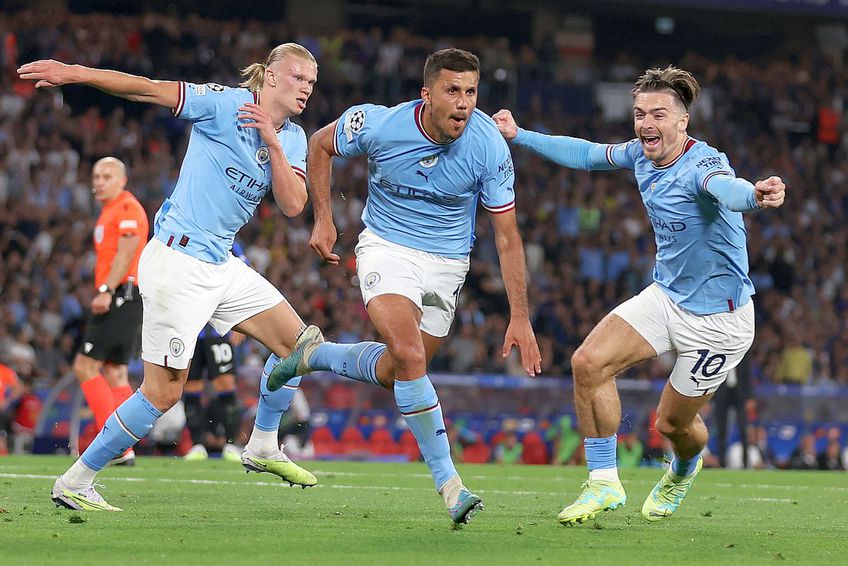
[691,349,727,377]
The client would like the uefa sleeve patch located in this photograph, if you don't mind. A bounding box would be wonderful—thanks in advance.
[343,109,366,142]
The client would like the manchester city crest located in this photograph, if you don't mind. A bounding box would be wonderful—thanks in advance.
[418,154,439,168]
[256,146,270,165]
[364,272,381,290]
[169,338,185,357]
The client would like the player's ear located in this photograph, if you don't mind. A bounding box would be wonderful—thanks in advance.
[266,68,276,88]
[421,85,430,104]
[680,111,689,132]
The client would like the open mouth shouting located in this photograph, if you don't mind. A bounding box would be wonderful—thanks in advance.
[449,114,467,127]
[641,133,661,150]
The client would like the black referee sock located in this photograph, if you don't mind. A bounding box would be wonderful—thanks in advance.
[209,391,242,445]
[183,393,207,446]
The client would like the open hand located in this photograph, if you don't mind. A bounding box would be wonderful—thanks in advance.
[17,59,80,88]
[503,318,542,377]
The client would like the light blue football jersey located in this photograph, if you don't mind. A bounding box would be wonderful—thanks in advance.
[154,82,307,264]
[333,100,516,259]
[604,137,755,314]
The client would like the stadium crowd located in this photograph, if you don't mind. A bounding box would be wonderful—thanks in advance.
[0,9,846,464]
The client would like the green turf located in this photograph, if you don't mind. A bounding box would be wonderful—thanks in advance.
[0,455,844,565]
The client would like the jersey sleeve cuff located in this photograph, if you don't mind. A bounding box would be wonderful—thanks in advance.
[483,201,516,214]
[171,81,186,117]
[291,166,307,181]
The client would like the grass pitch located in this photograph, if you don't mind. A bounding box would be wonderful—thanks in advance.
[0,455,844,565]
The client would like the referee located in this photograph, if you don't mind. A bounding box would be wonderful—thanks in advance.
[73,157,148,465]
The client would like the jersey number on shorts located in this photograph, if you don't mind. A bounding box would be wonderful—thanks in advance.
[690,349,727,383]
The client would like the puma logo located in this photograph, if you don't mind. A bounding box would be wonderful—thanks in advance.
[416,170,431,182]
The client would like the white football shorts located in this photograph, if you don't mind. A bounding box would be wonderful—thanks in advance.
[611,283,755,397]
[138,237,285,369]
[355,228,469,338]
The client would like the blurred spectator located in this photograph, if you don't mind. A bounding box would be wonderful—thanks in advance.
[617,433,643,469]
[775,330,813,384]
[494,430,523,464]
[10,380,41,454]
[548,415,582,465]
[789,434,819,470]
[726,425,765,469]
[817,427,845,471]
[1,361,25,454]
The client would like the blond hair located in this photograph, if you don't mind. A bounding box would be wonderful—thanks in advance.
[632,66,701,110]
[239,43,317,92]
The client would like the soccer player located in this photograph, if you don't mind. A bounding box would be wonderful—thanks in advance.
[19,42,321,511]
[493,66,785,525]
[74,157,147,466]
[272,48,542,524]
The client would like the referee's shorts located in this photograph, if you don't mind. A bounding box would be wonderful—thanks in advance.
[78,284,142,365]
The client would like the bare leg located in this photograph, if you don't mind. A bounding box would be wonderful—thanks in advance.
[233,299,305,357]
[654,382,713,461]
[571,314,656,438]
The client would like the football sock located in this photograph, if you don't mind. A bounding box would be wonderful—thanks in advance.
[209,390,241,444]
[183,392,207,445]
[309,341,386,387]
[395,375,457,491]
[249,354,301,456]
[670,454,702,479]
[586,435,619,482]
[78,390,162,474]
[80,375,115,431]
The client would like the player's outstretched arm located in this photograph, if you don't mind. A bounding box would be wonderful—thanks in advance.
[306,121,341,265]
[493,108,612,172]
[703,174,786,213]
[489,210,542,377]
[17,59,179,108]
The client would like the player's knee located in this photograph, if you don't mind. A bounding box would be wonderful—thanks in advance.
[142,384,184,413]
[571,346,604,386]
[102,364,129,387]
[73,355,98,381]
[386,341,426,373]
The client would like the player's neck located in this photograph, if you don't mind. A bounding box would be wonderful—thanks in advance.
[420,103,452,144]
[257,88,288,131]
[655,136,688,167]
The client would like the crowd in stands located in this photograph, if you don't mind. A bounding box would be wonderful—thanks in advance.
[1,9,847,459]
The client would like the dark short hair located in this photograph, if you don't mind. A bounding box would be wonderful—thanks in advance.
[632,66,701,110]
[423,48,480,86]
